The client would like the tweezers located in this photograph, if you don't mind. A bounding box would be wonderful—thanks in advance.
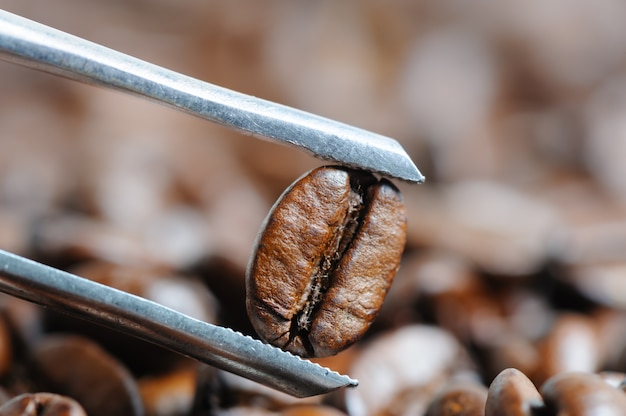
[0,10,423,398]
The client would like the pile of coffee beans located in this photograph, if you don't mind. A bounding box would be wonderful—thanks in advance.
[2,1,626,415]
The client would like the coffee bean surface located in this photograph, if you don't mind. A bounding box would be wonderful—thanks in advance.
[246,166,407,357]
[485,368,544,416]
[0,393,87,416]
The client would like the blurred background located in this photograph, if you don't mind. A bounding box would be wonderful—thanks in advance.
[2,1,626,415]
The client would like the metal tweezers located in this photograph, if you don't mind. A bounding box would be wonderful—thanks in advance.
[0,10,423,398]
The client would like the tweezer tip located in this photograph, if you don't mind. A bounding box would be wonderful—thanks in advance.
[401,168,426,184]
[393,154,426,184]
[381,159,425,184]
[343,375,360,388]
[218,325,357,397]
[319,363,359,388]
[353,134,425,184]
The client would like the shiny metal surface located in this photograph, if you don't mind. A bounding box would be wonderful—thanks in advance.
[0,249,358,398]
[0,9,424,183]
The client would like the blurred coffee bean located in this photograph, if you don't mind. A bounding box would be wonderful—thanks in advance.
[501,288,556,342]
[0,388,11,408]
[383,249,554,363]
[76,95,183,223]
[484,335,541,385]
[189,365,223,416]
[204,177,272,272]
[138,367,197,416]
[345,325,476,416]
[214,371,321,411]
[210,407,276,416]
[42,260,218,375]
[540,372,626,415]
[0,392,87,416]
[31,214,144,267]
[565,263,626,309]
[264,1,409,144]
[535,313,600,383]
[247,166,406,357]
[481,290,555,381]
[0,210,30,257]
[377,250,481,336]
[0,313,13,379]
[501,0,626,92]
[549,199,626,269]
[33,210,212,270]
[424,379,487,416]
[585,75,626,202]
[593,309,626,371]
[403,181,558,277]
[32,335,143,416]
[194,255,253,336]
[485,368,544,416]
[400,27,498,181]
[0,91,80,221]
[441,181,559,277]
[280,404,347,416]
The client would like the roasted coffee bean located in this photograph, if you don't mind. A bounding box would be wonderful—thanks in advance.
[424,379,488,416]
[33,335,143,416]
[535,313,600,384]
[212,370,322,411]
[280,404,347,416]
[246,166,407,357]
[0,314,13,379]
[345,325,476,416]
[0,392,87,416]
[485,368,544,416]
[540,372,626,415]
[138,367,197,416]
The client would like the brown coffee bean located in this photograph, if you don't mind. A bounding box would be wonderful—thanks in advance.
[0,392,86,416]
[403,180,557,277]
[216,369,322,410]
[485,336,541,383]
[246,166,407,357]
[540,372,626,415]
[280,404,347,416]
[485,368,544,416]
[33,335,143,416]
[593,309,626,372]
[138,367,197,416]
[0,314,13,379]
[424,379,488,416]
[536,313,600,384]
[345,325,476,416]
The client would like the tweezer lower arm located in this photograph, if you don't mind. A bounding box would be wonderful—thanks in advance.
[0,250,357,398]
[0,9,424,183]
